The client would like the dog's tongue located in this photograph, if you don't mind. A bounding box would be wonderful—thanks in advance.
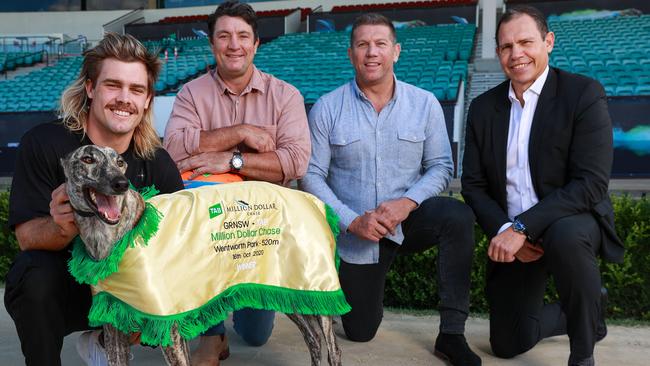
[95,193,121,221]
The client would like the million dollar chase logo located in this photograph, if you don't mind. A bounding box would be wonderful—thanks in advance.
[225,199,278,213]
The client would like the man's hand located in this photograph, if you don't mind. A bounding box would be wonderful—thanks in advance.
[374,198,417,235]
[347,211,391,242]
[488,226,526,262]
[240,125,276,153]
[514,240,545,263]
[177,151,232,179]
[49,183,79,238]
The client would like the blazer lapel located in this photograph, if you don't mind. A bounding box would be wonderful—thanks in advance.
[529,68,558,192]
[491,84,511,200]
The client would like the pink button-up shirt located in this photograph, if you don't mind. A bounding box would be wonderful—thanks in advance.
[163,66,311,186]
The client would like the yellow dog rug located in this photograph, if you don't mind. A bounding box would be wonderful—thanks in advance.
[68,181,350,346]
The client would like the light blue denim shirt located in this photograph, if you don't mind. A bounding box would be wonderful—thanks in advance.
[301,78,453,264]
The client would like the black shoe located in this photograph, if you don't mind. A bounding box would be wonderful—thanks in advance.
[596,287,608,342]
[434,333,481,366]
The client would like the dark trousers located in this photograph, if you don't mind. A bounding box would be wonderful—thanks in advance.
[338,196,476,342]
[4,249,93,366]
[487,212,602,360]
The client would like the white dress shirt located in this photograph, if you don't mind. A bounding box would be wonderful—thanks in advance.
[498,66,550,234]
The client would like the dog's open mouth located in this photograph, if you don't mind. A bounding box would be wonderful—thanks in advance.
[83,187,123,225]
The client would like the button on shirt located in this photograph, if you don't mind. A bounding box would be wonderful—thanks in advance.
[498,66,549,234]
[301,79,453,264]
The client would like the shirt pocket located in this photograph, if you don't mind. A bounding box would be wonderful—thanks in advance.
[330,126,361,170]
[397,127,425,170]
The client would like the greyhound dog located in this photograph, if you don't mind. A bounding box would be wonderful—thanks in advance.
[61,145,342,366]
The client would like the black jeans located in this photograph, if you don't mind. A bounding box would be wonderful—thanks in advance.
[338,196,476,342]
[4,249,93,366]
[487,212,602,361]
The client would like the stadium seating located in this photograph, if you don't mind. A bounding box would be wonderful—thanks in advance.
[331,0,478,13]
[158,8,305,24]
[254,23,475,103]
[0,23,474,112]
[0,37,216,112]
[144,38,216,94]
[0,56,81,112]
[550,14,650,96]
[0,51,44,74]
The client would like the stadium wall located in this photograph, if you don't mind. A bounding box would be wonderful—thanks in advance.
[0,0,477,42]
[506,0,650,15]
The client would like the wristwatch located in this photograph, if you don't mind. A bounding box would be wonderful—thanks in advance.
[512,218,530,240]
[230,151,244,171]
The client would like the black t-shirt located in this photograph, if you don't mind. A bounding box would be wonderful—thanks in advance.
[9,121,183,229]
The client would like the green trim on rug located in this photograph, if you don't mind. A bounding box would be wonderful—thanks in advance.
[324,204,340,240]
[324,204,342,271]
[88,284,352,346]
[68,186,164,285]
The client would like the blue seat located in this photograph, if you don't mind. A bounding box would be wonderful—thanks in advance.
[615,85,634,96]
[634,85,650,95]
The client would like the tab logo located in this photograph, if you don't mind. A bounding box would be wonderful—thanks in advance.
[209,203,223,219]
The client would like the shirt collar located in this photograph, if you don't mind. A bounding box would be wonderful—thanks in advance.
[212,64,266,95]
[508,65,549,103]
[351,74,400,103]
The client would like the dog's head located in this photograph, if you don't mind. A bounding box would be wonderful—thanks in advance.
[61,145,130,225]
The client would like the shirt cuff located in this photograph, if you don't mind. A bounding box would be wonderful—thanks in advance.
[498,222,513,235]
[337,207,360,233]
[403,190,425,207]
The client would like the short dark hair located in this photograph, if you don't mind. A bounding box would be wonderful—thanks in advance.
[207,0,258,43]
[350,13,397,47]
[495,5,548,46]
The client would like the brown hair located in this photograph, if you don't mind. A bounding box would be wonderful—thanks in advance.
[59,32,161,159]
[208,0,259,42]
[350,13,397,47]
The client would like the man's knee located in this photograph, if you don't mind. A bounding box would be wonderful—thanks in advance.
[234,309,275,347]
[490,329,537,359]
[342,320,379,342]
[490,337,520,359]
[240,331,272,347]
[542,214,599,261]
[421,197,475,222]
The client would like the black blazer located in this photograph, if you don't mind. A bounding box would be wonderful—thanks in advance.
[461,67,624,263]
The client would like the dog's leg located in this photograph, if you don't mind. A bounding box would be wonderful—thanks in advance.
[286,313,322,366]
[316,316,342,366]
[161,324,190,366]
[103,324,131,366]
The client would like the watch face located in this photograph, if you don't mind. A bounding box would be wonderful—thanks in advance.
[513,220,525,233]
[231,155,243,170]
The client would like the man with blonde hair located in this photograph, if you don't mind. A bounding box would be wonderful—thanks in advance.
[4,32,182,366]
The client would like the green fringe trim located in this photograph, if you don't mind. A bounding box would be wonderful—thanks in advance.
[324,204,340,239]
[135,184,160,200]
[68,186,164,285]
[89,284,352,346]
[324,204,342,270]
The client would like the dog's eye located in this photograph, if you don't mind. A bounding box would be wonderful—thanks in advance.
[81,156,95,164]
[116,160,125,168]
